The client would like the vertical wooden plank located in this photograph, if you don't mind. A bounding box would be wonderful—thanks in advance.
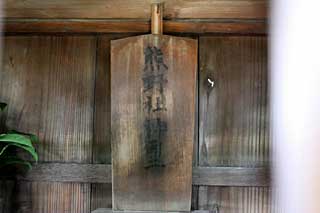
[198,36,271,212]
[91,34,136,211]
[91,35,112,211]
[0,36,96,213]
[93,35,111,165]
[111,35,197,211]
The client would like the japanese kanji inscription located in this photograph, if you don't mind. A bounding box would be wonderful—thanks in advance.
[111,35,197,211]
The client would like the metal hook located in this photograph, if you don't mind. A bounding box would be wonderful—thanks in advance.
[208,78,215,88]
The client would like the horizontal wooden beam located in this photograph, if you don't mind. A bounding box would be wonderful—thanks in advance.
[92,209,211,213]
[4,19,267,34]
[17,163,270,186]
[17,163,112,183]
[4,0,268,19]
[193,167,270,186]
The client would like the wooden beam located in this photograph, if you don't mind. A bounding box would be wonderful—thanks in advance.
[17,163,270,186]
[17,163,112,183]
[92,209,211,213]
[193,167,270,187]
[4,19,267,34]
[4,0,268,19]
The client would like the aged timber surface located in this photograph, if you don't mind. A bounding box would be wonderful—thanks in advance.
[111,35,197,211]
[16,163,270,186]
[0,36,96,213]
[4,0,267,19]
[4,19,267,34]
[198,37,271,212]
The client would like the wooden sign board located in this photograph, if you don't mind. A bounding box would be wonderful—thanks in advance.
[111,34,197,211]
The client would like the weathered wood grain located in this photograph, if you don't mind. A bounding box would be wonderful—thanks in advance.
[91,35,131,213]
[17,163,111,183]
[1,36,96,163]
[198,36,270,212]
[199,36,269,168]
[111,35,197,211]
[0,36,96,213]
[198,186,273,213]
[4,19,267,34]
[13,163,269,186]
[14,181,91,213]
[193,167,270,186]
[4,0,268,19]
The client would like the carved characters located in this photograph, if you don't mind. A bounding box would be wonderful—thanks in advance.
[142,46,168,168]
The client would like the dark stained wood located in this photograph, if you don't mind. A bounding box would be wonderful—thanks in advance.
[4,0,268,19]
[166,20,267,35]
[91,183,112,211]
[198,36,270,212]
[0,180,14,213]
[93,36,112,165]
[4,19,150,34]
[12,163,269,186]
[0,36,96,213]
[4,19,267,34]
[111,35,197,211]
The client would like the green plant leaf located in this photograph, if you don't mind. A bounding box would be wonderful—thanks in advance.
[0,143,38,162]
[0,157,32,170]
[0,134,38,161]
[0,144,10,157]
[0,133,34,148]
[7,143,38,162]
[0,103,7,112]
[7,130,39,143]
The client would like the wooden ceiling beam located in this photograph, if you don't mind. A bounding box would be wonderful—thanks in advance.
[4,0,268,19]
[4,19,267,34]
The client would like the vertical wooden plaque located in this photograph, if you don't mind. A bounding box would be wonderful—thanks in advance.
[111,34,197,211]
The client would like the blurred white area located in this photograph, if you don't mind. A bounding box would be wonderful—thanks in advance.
[271,0,320,212]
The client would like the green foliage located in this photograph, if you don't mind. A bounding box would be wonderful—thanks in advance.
[0,103,7,111]
[0,102,38,170]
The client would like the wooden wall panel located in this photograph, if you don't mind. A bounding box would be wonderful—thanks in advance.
[0,36,96,213]
[14,182,91,213]
[0,34,272,212]
[199,36,269,168]
[198,186,274,213]
[91,35,128,211]
[199,36,270,212]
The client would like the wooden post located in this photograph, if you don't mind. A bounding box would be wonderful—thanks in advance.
[151,3,163,35]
